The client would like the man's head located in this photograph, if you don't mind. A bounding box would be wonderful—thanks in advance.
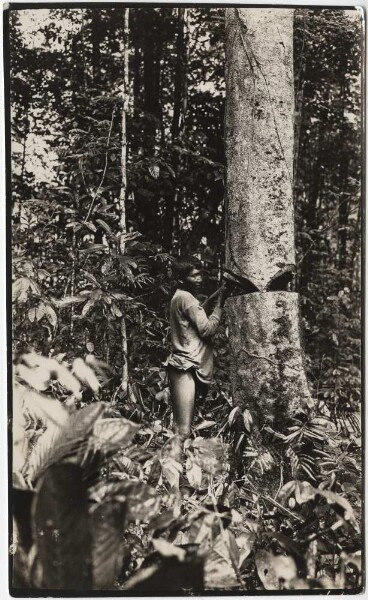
[172,256,203,293]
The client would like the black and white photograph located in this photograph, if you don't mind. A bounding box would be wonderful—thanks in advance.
[7,2,364,595]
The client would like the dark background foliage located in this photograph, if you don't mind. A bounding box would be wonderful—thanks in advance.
[11,8,361,411]
[10,6,362,593]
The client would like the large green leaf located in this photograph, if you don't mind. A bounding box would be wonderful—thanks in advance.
[123,554,204,592]
[25,403,105,482]
[91,417,141,451]
[90,480,160,523]
[317,489,358,530]
[255,550,297,590]
[204,531,239,590]
[186,455,202,488]
[160,456,182,489]
[53,295,86,308]
[13,487,35,553]
[91,502,127,589]
[20,353,82,395]
[33,464,93,589]
[12,277,31,303]
[11,520,30,588]
[152,539,186,561]
[72,358,100,393]
[188,437,229,476]
[15,383,68,427]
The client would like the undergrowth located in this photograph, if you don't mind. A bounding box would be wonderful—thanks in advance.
[11,351,362,592]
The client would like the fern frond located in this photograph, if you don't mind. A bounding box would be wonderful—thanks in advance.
[299,462,317,481]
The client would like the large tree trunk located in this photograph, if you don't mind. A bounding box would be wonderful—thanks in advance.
[225,8,312,429]
[225,8,295,292]
[227,292,311,430]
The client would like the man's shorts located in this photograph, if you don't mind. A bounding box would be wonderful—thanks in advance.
[167,364,209,399]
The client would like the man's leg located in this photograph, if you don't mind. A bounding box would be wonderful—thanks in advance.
[168,367,196,437]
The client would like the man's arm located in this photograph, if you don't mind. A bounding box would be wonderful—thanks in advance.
[186,287,229,339]
[201,283,232,313]
[185,303,222,339]
[201,288,222,314]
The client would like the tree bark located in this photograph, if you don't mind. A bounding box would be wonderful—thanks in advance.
[119,7,129,394]
[225,8,295,292]
[225,8,313,429]
[227,292,311,430]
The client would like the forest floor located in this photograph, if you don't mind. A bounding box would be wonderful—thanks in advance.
[11,353,363,593]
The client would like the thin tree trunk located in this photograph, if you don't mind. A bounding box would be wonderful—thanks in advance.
[337,71,350,269]
[181,12,189,138]
[299,125,325,294]
[80,10,87,94]
[160,37,168,146]
[225,9,313,437]
[172,8,189,140]
[163,7,190,251]
[350,202,361,291]
[143,9,156,151]
[16,128,28,226]
[20,128,27,185]
[154,29,162,147]
[119,7,129,394]
[70,228,77,338]
[133,43,141,122]
[308,125,325,227]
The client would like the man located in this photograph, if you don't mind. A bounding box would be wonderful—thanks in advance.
[167,256,230,437]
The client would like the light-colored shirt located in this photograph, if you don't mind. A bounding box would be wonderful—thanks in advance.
[167,289,222,384]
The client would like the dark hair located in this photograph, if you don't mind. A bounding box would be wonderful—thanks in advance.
[171,255,202,283]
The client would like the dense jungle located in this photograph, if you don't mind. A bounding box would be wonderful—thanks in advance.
[10,6,362,593]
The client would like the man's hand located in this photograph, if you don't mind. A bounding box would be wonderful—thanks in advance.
[216,282,233,307]
[201,282,234,312]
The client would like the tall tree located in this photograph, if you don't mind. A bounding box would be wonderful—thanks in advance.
[163,7,190,250]
[10,7,360,430]
[119,7,130,393]
[225,8,313,441]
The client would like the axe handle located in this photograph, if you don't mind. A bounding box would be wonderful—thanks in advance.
[201,285,226,311]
